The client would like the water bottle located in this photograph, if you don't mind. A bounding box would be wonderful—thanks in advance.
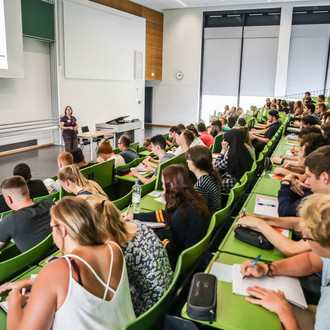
[131,180,141,213]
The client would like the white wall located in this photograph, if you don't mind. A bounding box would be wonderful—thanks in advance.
[151,0,329,126]
[0,38,53,146]
[56,0,146,144]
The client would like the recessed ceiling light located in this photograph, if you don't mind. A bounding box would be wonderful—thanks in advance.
[176,0,187,7]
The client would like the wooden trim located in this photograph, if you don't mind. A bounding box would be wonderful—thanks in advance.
[145,123,173,128]
[0,143,54,157]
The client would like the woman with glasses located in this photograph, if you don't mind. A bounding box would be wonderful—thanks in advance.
[240,194,330,329]
[86,195,173,317]
[58,164,107,199]
[1,197,135,329]
[60,106,78,152]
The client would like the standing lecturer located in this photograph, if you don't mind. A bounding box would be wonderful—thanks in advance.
[60,105,78,152]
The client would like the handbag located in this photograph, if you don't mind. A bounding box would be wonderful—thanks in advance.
[187,273,217,323]
[234,226,274,250]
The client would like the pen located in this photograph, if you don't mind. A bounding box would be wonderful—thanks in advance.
[243,254,261,279]
[257,202,276,207]
[284,162,291,168]
[242,208,246,217]
[21,288,26,296]
[125,203,131,217]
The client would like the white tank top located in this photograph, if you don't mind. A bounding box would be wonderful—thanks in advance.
[52,242,136,330]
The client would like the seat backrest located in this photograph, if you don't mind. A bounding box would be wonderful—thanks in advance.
[245,162,257,183]
[214,190,234,229]
[130,142,139,152]
[232,173,248,202]
[115,157,144,173]
[0,234,54,283]
[180,216,216,274]
[123,255,182,330]
[80,158,115,189]
[33,191,60,203]
[255,152,264,167]
[212,133,224,153]
[154,152,188,190]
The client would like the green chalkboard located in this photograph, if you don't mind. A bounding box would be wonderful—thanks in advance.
[21,0,55,42]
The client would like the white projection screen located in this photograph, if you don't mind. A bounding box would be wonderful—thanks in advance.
[63,0,135,81]
[0,0,24,78]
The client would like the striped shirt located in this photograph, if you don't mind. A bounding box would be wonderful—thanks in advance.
[194,175,222,217]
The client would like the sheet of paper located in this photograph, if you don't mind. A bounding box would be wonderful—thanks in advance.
[232,264,307,309]
[147,191,162,197]
[141,221,165,229]
[209,262,233,283]
[254,195,278,217]
[154,196,166,205]
[131,163,149,174]
[270,173,284,180]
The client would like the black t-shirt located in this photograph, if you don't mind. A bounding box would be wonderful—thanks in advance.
[0,179,48,213]
[0,199,54,252]
[80,162,96,170]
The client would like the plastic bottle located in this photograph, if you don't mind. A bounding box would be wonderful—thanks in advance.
[131,180,141,213]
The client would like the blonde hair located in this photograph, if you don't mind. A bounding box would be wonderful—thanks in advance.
[85,195,135,246]
[58,165,101,195]
[51,197,107,246]
[298,194,330,247]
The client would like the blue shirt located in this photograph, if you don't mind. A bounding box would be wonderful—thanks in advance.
[264,121,280,140]
[315,258,330,329]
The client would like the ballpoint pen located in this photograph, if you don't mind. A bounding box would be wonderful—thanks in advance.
[125,203,131,217]
[243,254,261,279]
[242,208,246,217]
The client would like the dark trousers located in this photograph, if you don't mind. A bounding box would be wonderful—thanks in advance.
[252,139,266,159]
[63,134,78,152]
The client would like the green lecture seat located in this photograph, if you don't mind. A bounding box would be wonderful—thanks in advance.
[214,190,234,229]
[245,162,257,183]
[123,255,182,330]
[0,234,54,283]
[180,216,216,274]
[33,190,60,203]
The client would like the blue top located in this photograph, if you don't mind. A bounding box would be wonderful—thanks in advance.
[315,258,330,329]
[154,153,175,177]
[278,184,313,217]
[264,121,280,140]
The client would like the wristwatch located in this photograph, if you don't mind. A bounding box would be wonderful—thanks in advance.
[265,261,274,277]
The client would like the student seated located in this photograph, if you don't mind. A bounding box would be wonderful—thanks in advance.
[251,109,280,158]
[301,115,320,128]
[220,117,231,131]
[172,129,195,156]
[214,129,253,193]
[86,195,173,317]
[186,145,222,218]
[0,176,54,252]
[0,163,49,213]
[142,137,153,151]
[209,120,223,137]
[124,165,209,267]
[70,147,96,169]
[46,152,74,194]
[131,134,174,184]
[58,164,107,199]
[97,138,125,168]
[197,122,214,148]
[236,145,330,257]
[118,135,139,164]
[167,126,180,146]
[186,124,205,146]
[240,193,330,329]
[237,126,256,161]
[0,197,135,329]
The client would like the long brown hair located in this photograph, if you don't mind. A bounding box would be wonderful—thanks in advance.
[85,195,135,246]
[185,146,222,184]
[162,164,209,226]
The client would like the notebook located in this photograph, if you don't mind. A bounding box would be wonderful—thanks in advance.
[232,264,307,309]
[254,195,279,217]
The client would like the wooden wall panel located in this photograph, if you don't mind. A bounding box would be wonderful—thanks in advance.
[91,0,163,80]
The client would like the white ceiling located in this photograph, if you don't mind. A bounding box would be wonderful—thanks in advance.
[130,0,314,12]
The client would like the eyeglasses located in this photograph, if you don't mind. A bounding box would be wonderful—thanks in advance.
[46,224,60,232]
[302,236,316,242]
